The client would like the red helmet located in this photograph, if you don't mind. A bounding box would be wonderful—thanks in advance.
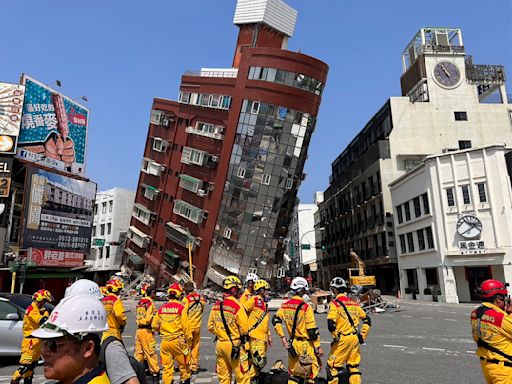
[480,279,508,298]
[167,283,183,297]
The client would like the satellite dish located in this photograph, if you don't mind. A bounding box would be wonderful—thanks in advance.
[0,204,5,215]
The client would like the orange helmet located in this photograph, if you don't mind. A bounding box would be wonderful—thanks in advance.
[140,283,151,296]
[480,279,508,298]
[33,289,53,303]
[99,286,108,296]
[167,283,183,297]
[106,279,123,293]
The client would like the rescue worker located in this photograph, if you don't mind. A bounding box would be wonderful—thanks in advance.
[135,284,160,383]
[182,281,206,374]
[11,289,53,384]
[207,276,250,384]
[152,283,191,384]
[471,279,512,383]
[65,279,102,299]
[327,277,371,384]
[272,277,323,384]
[240,273,259,310]
[246,279,272,384]
[102,279,127,341]
[31,294,110,384]
[100,286,108,297]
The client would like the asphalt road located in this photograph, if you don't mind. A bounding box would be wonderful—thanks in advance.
[0,297,483,383]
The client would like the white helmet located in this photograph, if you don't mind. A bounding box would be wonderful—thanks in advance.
[290,277,309,292]
[246,273,259,283]
[31,294,108,339]
[65,279,102,299]
[330,277,347,290]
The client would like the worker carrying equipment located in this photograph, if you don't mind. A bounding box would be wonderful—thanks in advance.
[135,284,160,383]
[182,281,206,374]
[241,273,260,310]
[246,279,272,384]
[152,283,191,384]
[101,279,127,341]
[208,275,250,384]
[471,279,512,383]
[272,277,324,384]
[326,277,371,384]
[11,289,53,384]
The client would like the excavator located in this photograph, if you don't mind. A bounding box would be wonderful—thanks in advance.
[348,249,377,287]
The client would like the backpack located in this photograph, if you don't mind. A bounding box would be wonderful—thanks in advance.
[99,336,147,384]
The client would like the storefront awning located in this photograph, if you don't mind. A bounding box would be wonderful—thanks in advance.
[129,254,144,265]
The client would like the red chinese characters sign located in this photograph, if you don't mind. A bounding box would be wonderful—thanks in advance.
[31,248,84,268]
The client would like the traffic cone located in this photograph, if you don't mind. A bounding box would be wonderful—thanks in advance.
[397,290,402,299]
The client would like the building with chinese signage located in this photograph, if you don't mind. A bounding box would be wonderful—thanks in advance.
[128,0,328,286]
[390,145,512,303]
[316,27,510,294]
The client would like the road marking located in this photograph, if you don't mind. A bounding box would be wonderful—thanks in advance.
[383,344,407,349]
[401,315,412,318]
[422,347,445,351]
[123,335,133,338]
[422,317,434,319]
[466,350,476,354]
[444,318,457,322]
[201,336,212,340]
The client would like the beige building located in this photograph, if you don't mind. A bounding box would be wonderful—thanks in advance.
[390,145,512,303]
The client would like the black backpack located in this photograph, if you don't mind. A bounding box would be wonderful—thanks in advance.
[99,336,147,384]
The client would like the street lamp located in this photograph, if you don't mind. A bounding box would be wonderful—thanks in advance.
[298,227,325,276]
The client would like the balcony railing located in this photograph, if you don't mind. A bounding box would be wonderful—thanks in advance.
[185,126,224,140]
[184,68,238,78]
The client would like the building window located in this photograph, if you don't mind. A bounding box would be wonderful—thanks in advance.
[413,197,421,218]
[250,101,260,114]
[93,204,98,215]
[132,204,154,226]
[144,186,158,200]
[406,232,415,253]
[181,147,206,166]
[105,246,110,259]
[107,223,112,235]
[173,200,205,224]
[459,140,472,150]
[102,202,107,214]
[262,174,271,185]
[237,167,246,178]
[98,247,103,259]
[141,158,164,176]
[425,226,434,249]
[422,193,430,214]
[477,183,487,203]
[152,137,168,152]
[396,205,403,224]
[109,201,113,213]
[404,201,411,221]
[454,111,468,121]
[100,224,105,236]
[399,234,406,254]
[92,226,96,237]
[461,185,471,204]
[285,178,294,190]
[417,229,426,250]
[446,188,455,207]
[223,228,232,239]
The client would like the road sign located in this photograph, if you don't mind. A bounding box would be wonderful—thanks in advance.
[301,244,311,250]
[93,238,105,246]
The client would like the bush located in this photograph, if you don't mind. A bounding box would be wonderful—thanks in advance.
[424,288,432,295]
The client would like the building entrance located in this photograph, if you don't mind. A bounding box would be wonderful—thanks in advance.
[465,266,492,302]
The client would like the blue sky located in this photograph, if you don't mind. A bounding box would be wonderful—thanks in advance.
[2,1,510,203]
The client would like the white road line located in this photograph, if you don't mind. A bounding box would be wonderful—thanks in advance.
[201,336,212,339]
[466,350,476,354]
[444,318,457,322]
[401,315,413,318]
[383,344,407,349]
[422,317,434,319]
[123,335,133,338]
[422,347,445,351]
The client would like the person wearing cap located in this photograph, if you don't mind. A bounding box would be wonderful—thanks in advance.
[65,279,139,384]
[152,283,191,384]
[240,273,259,311]
[135,284,160,383]
[11,289,53,384]
[208,275,250,384]
[327,277,371,384]
[246,279,271,384]
[31,294,110,384]
[272,276,323,384]
[102,279,127,341]
[471,279,512,383]
[182,281,206,374]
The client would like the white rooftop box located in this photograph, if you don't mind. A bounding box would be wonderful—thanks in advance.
[233,0,297,37]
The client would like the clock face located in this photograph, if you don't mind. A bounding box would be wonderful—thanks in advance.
[456,215,482,239]
[433,61,461,88]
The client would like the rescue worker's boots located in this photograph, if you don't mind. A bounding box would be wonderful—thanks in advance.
[148,374,159,384]
[179,379,191,384]
[23,377,33,384]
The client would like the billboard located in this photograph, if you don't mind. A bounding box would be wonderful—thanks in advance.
[0,82,25,154]
[0,157,13,197]
[18,75,88,176]
[31,248,84,268]
[22,167,96,257]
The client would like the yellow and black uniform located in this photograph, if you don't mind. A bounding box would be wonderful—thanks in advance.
[240,288,253,310]
[327,294,371,384]
[11,302,49,383]
[182,291,206,372]
[135,296,159,376]
[471,302,512,383]
[273,295,322,384]
[101,293,126,341]
[245,295,270,383]
[65,365,110,384]
[152,299,191,384]
[207,294,250,384]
